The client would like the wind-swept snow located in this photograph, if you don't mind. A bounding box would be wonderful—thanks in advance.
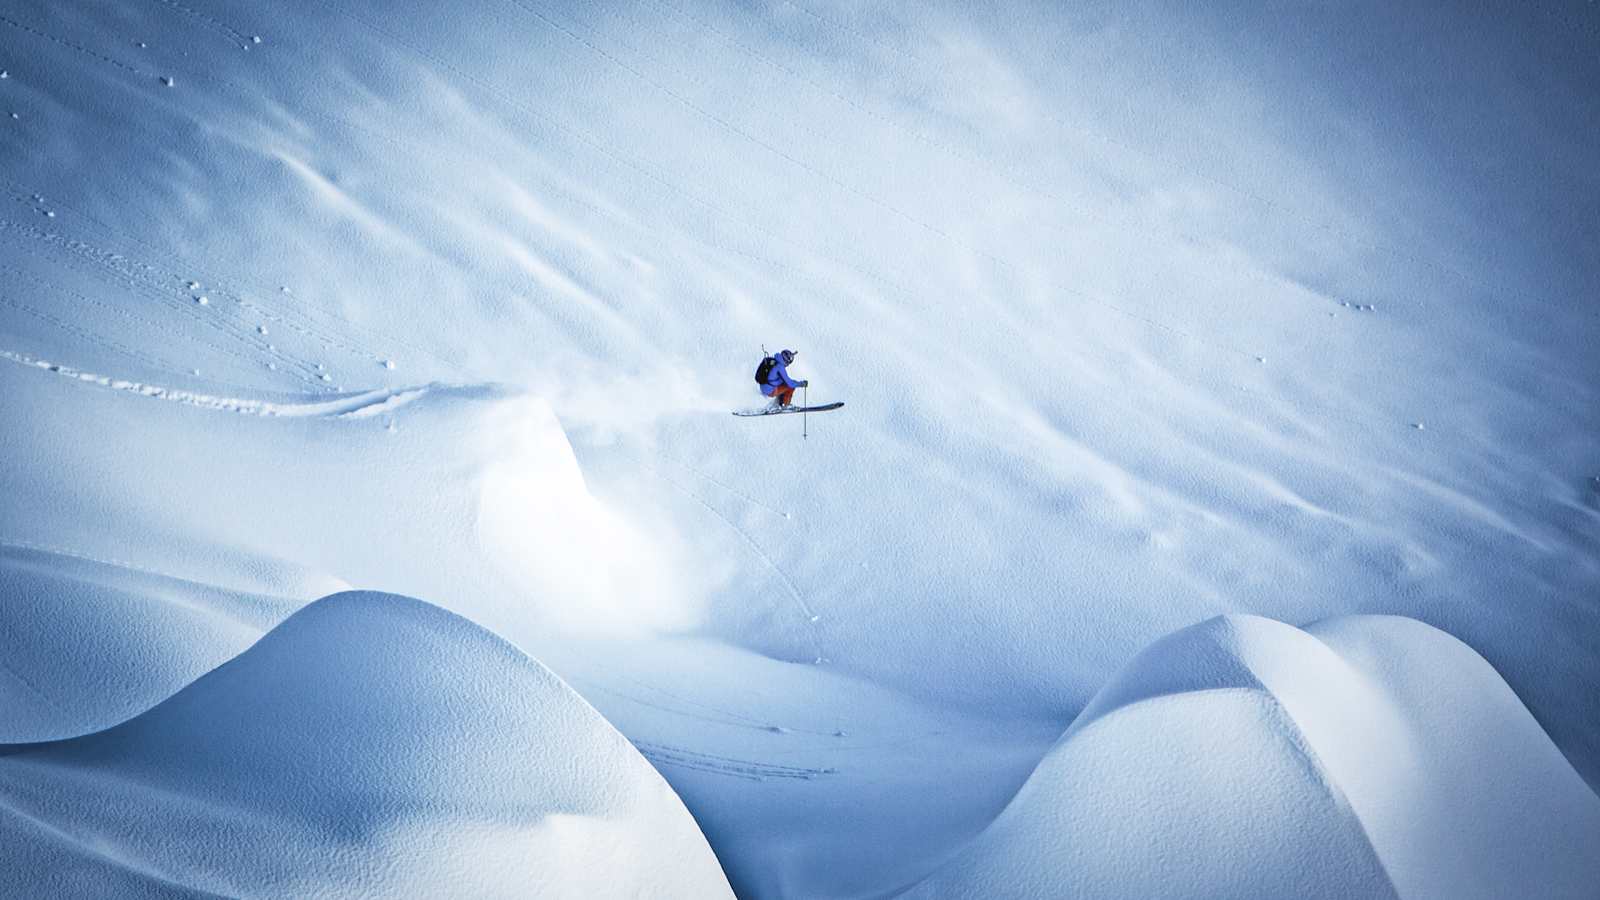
[2,0,1597,895]
[906,614,1600,900]
[0,542,311,743]
[0,591,734,899]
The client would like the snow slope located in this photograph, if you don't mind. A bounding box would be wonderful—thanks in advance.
[905,614,1600,899]
[0,541,311,742]
[0,591,733,898]
[0,348,1053,896]
[2,0,1598,896]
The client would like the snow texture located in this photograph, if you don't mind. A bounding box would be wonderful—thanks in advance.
[0,542,309,743]
[0,591,734,899]
[1,0,1597,896]
[905,614,1600,899]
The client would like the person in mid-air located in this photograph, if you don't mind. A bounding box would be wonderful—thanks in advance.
[759,349,807,408]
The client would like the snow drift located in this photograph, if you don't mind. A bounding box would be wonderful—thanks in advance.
[905,614,1600,900]
[0,347,711,651]
[0,591,733,899]
[0,542,310,743]
[2,0,1597,895]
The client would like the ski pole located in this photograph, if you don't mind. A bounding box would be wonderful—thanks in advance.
[803,383,809,440]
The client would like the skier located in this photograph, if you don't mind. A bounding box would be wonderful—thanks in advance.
[736,349,841,419]
[758,349,808,408]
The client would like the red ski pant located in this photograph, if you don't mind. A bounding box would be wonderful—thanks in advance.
[771,385,796,406]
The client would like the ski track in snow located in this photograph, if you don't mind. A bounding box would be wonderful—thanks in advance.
[0,348,428,419]
[0,178,476,386]
[0,284,198,380]
[634,740,835,782]
[0,12,150,81]
[632,453,827,660]
[149,0,256,51]
[0,206,328,381]
[632,444,794,522]
[0,215,326,388]
[575,672,846,739]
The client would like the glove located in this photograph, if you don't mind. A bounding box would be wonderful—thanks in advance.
[799,380,809,388]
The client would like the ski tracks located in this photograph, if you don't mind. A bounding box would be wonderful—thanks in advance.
[617,446,829,663]
[0,277,202,380]
[0,12,150,81]
[640,445,794,522]
[148,0,256,52]
[0,212,326,388]
[0,180,472,389]
[0,348,430,419]
[576,672,847,740]
[634,740,835,782]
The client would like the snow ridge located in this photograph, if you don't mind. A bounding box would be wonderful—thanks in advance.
[904,614,1600,900]
[0,591,735,898]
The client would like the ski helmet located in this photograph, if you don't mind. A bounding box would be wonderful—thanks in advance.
[781,349,795,363]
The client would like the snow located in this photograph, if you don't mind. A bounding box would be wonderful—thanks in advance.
[904,614,1600,899]
[0,591,733,898]
[0,541,312,743]
[0,348,429,417]
[1,0,1597,896]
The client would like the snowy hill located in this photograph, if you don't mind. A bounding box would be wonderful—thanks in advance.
[905,614,1600,899]
[0,540,311,743]
[2,0,1597,896]
[0,591,733,898]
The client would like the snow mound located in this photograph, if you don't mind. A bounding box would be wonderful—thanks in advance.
[0,543,310,742]
[0,591,733,899]
[905,614,1600,900]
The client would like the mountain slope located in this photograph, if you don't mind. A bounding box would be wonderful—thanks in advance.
[1,0,1597,895]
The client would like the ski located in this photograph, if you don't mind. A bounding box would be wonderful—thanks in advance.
[732,402,844,417]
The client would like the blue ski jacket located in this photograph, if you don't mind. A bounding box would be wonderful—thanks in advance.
[762,352,803,395]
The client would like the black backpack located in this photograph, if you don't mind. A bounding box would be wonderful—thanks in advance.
[753,355,777,384]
